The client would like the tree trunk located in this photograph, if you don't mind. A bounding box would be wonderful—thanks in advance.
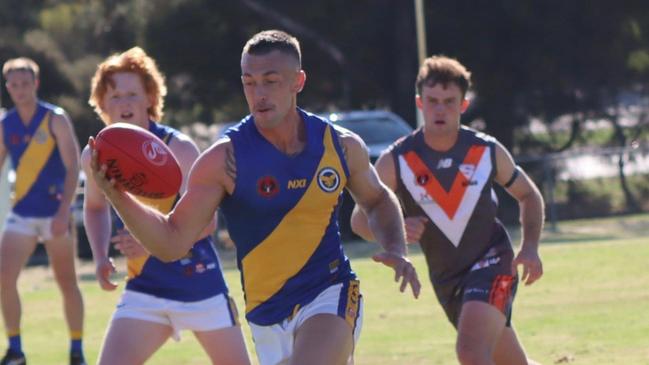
[611,116,640,213]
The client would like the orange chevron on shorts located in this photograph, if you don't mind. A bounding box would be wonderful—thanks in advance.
[403,145,486,219]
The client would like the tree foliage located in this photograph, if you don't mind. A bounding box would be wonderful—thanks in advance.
[1,0,648,154]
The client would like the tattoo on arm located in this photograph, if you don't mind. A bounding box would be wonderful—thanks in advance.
[333,129,349,163]
[225,145,237,181]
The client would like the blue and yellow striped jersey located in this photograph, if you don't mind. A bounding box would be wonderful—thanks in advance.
[2,101,66,217]
[119,121,228,302]
[220,109,357,325]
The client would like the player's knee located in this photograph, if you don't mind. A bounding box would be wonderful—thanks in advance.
[0,267,19,288]
[54,275,81,294]
[456,338,491,365]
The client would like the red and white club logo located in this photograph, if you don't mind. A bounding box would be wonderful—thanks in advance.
[257,175,279,198]
[141,140,169,166]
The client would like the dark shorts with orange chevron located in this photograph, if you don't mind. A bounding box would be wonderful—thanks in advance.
[435,240,518,328]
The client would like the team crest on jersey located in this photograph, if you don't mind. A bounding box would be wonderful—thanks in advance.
[257,175,279,198]
[10,134,21,145]
[317,167,340,192]
[141,140,169,166]
[34,129,48,144]
[416,172,430,186]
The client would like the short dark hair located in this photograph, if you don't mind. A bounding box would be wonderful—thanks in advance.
[416,55,471,97]
[242,30,301,68]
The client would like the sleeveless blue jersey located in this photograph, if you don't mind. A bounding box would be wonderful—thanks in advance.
[2,101,66,217]
[220,109,356,325]
[119,121,228,302]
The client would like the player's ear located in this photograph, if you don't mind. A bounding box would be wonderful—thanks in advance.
[294,70,306,93]
[460,98,470,113]
[415,95,423,110]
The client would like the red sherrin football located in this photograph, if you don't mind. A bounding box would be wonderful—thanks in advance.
[95,123,182,198]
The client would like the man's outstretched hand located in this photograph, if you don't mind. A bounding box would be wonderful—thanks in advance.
[372,251,421,299]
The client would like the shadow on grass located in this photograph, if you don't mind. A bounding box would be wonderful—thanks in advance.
[78,272,126,282]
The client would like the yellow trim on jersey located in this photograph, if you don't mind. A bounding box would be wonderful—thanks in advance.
[135,194,176,214]
[242,125,347,314]
[126,193,177,278]
[13,112,54,205]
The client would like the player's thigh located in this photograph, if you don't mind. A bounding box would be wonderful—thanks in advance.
[98,317,172,365]
[0,230,38,283]
[493,325,529,365]
[194,326,251,365]
[456,301,507,357]
[291,313,353,365]
[43,234,78,285]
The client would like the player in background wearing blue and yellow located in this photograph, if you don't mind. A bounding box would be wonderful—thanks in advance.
[82,48,250,365]
[88,30,421,365]
[0,58,86,365]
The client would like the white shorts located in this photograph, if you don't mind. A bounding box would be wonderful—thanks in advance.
[112,290,240,341]
[249,280,363,365]
[3,211,58,241]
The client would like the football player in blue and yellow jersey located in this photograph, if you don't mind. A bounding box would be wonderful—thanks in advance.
[0,58,86,365]
[352,55,544,365]
[82,48,250,365]
[89,30,421,365]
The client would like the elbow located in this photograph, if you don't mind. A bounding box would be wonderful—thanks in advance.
[155,248,185,263]
[350,213,362,236]
[152,236,191,263]
[350,205,374,242]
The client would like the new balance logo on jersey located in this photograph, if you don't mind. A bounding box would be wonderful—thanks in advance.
[437,158,453,169]
[287,178,307,189]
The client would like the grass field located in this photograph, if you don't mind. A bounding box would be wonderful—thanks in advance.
[11,214,649,364]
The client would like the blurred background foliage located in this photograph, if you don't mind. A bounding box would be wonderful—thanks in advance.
[1,0,649,220]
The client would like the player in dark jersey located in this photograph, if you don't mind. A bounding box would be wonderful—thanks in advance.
[82,47,250,365]
[87,30,421,365]
[0,57,86,365]
[352,55,544,365]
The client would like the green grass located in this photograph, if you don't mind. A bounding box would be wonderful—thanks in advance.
[12,214,649,364]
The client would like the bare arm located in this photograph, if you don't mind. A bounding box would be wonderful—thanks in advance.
[81,145,117,290]
[351,150,429,244]
[494,141,544,285]
[168,133,217,236]
[0,122,6,171]
[89,137,230,262]
[50,112,80,237]
[350,150,397,242]
[341,130,420,298]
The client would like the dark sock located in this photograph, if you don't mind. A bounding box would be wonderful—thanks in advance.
[8,334,22,355]
[70,338,83,354]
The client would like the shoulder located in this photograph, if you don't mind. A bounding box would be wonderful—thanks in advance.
[168,130,199,153]
[80,144,92,169]
[332,123,368,158]
[461,126,497,145]
[199,137,232,168]
[49,108,77,141]
[192,137,234,186]
[166,130,200,168]
[46,102,72,129]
